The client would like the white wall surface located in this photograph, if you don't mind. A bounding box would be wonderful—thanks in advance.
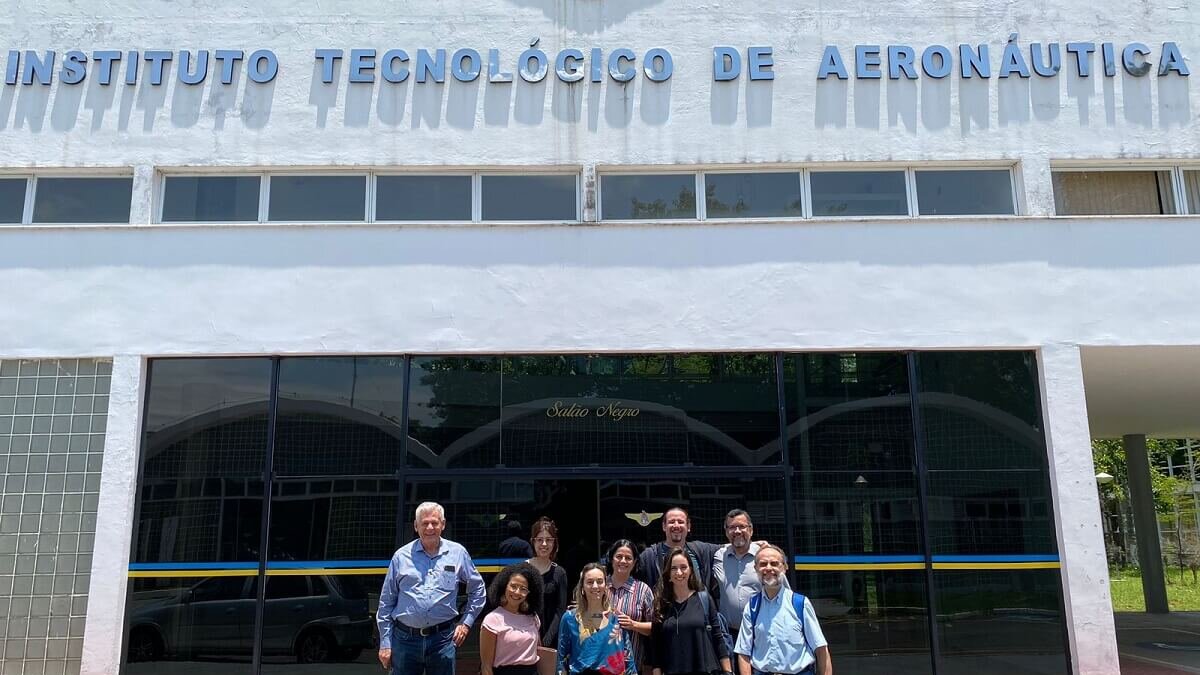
[2,217,1200,357]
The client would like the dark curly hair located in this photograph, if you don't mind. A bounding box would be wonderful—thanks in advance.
[605,539,640,579]
[487,562,544,616]
[653,547,701,622]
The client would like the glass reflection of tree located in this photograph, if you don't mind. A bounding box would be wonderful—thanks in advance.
[629,185,696,218]
[704,182,802,218]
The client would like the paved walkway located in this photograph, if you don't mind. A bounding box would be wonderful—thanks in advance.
[1117,612,1200,674]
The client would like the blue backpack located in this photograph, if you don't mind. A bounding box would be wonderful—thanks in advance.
[746,590,808,653]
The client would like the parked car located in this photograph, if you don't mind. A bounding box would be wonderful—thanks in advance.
[127,574,375,663]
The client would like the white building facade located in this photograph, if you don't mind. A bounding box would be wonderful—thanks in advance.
[1,1,1198,674]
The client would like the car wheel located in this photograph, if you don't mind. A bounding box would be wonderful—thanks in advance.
[128,627,163,662]
[296,629,335,663]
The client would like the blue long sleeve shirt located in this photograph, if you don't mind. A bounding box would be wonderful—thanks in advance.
[376,537,486,646]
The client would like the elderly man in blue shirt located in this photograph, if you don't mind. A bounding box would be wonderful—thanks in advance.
[734,544,831,675]
[377,501,487,675]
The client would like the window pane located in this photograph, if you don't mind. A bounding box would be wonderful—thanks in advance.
[137,358,272,561]
[501,354,779,467]
[267,175,366,222]
[918,352,1057,556]
[275,357,406,476]
[1052,170,1177,215]
[0,178,26,223]
[261,477,393,670]
[786,353,921,557]
[934,569,1067,675]
[810,171,907,217]
[799,570,930,672]
[915,170,1014,215]
[32,177,132,223]
[1184,170,1200,214]
[601,174,697,220]
[376,175,471,221]
[406,357,502,469]
[126,576,256,673]
[704,172,803,218]
[126,358,272,674]
[481,175,577,221]
[162,176,260,222]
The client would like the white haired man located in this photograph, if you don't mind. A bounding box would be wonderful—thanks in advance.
[377,501,487,675]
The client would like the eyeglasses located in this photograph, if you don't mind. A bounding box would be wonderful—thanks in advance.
[533,538,555,545]
[726,525,750,532]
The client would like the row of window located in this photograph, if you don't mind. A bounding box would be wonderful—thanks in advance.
[2,166,1199,225]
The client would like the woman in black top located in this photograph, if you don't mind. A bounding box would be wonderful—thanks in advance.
[648,547,732,675]
[526,516,569,647]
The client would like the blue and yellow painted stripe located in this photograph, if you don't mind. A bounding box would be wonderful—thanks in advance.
[793,554,1061,572]
[128,562,259,578]
[931,554,1061,570]
[129,557,529,578]
[794,555,925,571]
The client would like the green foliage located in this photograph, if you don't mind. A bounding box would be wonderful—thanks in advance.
[1093,438,1189,514]
[1109,567,1200,612]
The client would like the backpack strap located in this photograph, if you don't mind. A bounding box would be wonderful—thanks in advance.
[748,592,763,654]
[697,590,713,631]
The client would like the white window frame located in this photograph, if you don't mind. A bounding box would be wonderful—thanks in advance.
[910,165,1020,217]
[596,169,703,222]
[373,171,474,224]
[155,172,267,224]
[264,172,371,224]
[1179,166,1200,215]
[27,171,135,225]
[806,166,913,219]
[0,174,34,224]
[477,170,582,224]
[153,168,583,225]
[699,169,805,222]
[1049,164,1188,216]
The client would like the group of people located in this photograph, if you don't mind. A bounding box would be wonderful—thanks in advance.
[377,502,832,675]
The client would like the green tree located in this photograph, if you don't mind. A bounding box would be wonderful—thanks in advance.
[1093,438,1188,514]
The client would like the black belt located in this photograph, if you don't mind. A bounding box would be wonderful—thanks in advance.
[394,617,457,637]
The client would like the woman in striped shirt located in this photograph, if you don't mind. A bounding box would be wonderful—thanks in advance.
[607,539,653,673]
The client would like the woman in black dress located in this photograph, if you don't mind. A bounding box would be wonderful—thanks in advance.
[526,516,569,647]
[647,547,732,675]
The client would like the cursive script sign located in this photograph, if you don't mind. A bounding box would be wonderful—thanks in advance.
[545,400,641,422]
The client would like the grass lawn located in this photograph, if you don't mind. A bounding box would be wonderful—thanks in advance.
[1110,567,1200,611]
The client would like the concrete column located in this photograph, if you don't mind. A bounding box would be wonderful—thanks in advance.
[1039,344,1119,675]
[81,355,147,675]
[1124,433,1170,613]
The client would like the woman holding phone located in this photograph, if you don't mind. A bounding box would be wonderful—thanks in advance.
[480,562,545,675]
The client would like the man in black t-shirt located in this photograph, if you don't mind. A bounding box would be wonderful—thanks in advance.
[636,507,721,592]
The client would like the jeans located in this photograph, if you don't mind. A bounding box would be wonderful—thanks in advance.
[391,625,456,675]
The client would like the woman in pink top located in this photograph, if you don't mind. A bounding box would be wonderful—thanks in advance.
[481,562,545,675]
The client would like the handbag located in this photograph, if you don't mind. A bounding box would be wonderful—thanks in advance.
[536,646,557,675]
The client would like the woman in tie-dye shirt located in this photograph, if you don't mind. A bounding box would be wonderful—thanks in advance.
[557,563,638,675]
